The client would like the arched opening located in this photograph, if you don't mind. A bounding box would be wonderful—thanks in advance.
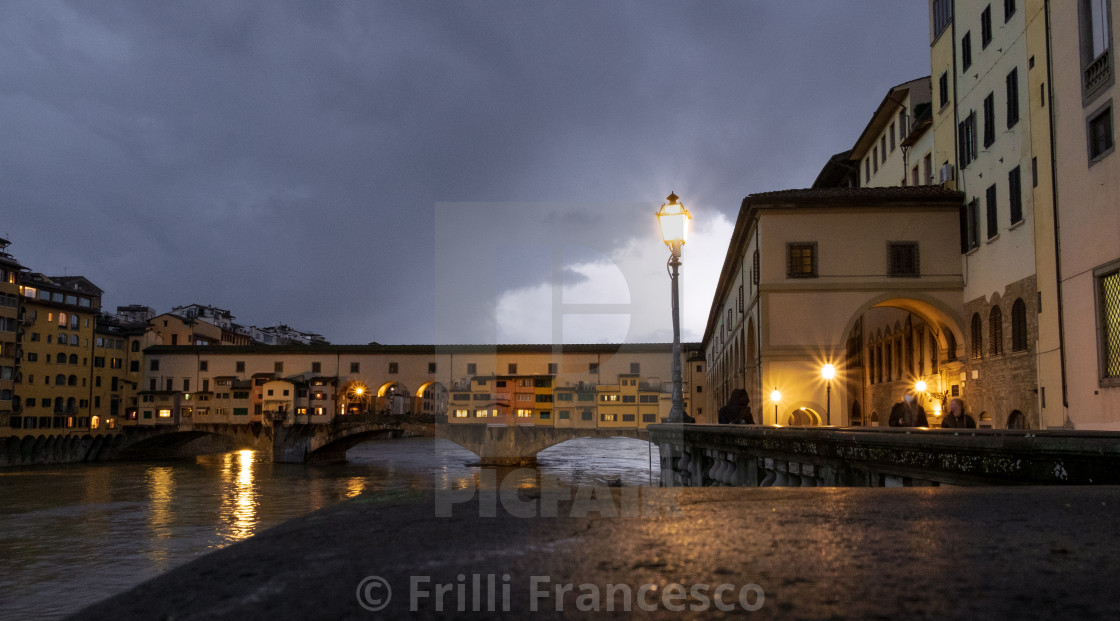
[377,382,411,415]
[869,411,880,426]
[340,381,371,416]
[1007,409,1028,429]
[56,353,66,364]
[850,400,862,426]
[416,381,448,416]
[787,407,822,426]
[68,354,78,365]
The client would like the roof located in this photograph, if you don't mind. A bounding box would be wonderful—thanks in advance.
[144,342,703,355]
[746,185,963,205]
[850,76,931,158]
[811,150,859,189]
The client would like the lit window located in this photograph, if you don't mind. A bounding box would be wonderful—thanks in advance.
[787,242,818,278]
[454,409,469,418]
[600,414,616,422]
[516,409,532,417]
[158,409,172,418]
[1097,261,1120,384]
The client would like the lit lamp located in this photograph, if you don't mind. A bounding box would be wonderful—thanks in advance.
[657,192,692,423]
[770,389,781,423]
[821,363,836,426]
[914,380,942,417]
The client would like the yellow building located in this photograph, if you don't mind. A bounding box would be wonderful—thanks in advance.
[0,239,25,427]
[14,274,103,433]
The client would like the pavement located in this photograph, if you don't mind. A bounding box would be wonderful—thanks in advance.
[70,485,1120,620]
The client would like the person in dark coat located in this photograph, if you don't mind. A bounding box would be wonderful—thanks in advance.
[718,389,754,424]
[888,388,929,427]
[940,398,976,428]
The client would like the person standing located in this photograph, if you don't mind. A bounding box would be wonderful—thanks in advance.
[888,388,929,427]
[718,389,754,424]
[940,398,976,428]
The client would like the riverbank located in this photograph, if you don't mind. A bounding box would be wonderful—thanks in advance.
[71,485,1120,619]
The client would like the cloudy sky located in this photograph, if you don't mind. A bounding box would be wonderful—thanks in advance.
[1,1,930,345]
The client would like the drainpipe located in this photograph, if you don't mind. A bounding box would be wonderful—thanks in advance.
[1043,0,1071,420]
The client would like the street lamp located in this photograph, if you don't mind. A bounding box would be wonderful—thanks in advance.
[821,363,835,426]
[770,389,781,423]
[657,192,692,423]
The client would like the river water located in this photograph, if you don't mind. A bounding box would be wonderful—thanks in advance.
[0,436,659,620]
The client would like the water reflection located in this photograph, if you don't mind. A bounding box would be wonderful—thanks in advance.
[219,449,258,542]
[145,465,175,571]
[0,436,658,621]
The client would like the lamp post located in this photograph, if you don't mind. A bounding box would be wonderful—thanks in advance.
[821,363,835,426]
[657,192,692,423]
[770,389,781,424]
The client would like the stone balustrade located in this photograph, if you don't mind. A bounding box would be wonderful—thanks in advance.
[649,424,1120,487]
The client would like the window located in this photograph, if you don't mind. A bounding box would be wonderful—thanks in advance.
[880,136,887,162]
[934,0,954,36]
[865,158,871,183]
[467,363,477,375]
[507,363,517,374]
[787,242,818,278]
[990,306,1004,356]
[1012,298,1028,351]
[972,313,984,359]
[986,185,999,239]
[548,363,558,374]
[557,392,573,401]
[274,361,283,373]
[886,242,920,277]
[428,362,437,373]
[873,146,879,173]
[983,93,996,147]
[1088,102,1115,163]
[236,361,245,373]
[923,153,932,185]
[536,394,553,403]
[890,124,896,152]
[582,410,593,421]
[389,362,398,374]
[1097,261,1120,383]
[738,285,744,312]
[981,5,993,48]
[630,362,640,374]
[589,362,599,374]
[1007,68,1020,127]
[600,414,616,422]
[1080,0,1114,101]
[312,361,321,373]
[962,31,973,70]
[939,72,950,108]
[752,250,760,284]
[1009,166,1023,224]
[150,359,159,371]
[959,111,978,168]
[1005,0,1016,20]
[199,360,208,372]
[349,362,360,373]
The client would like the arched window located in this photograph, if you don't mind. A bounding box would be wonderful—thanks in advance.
[68,354,78,365]
[71,314,79,329]
[54,397,64,412]
[55,374,66,385]
[1011,298,1028,351]
[1007,409,1028,429]
[68,375,78,386]
[131,340,140,352]
[66,397,76,412]
[989,306,1003,356]
[58,312,67,326]
[945,330,957,362]
[971,313,983,359]
[56,353,66,364]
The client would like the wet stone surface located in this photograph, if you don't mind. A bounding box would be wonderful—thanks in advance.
[71,485,1120,620]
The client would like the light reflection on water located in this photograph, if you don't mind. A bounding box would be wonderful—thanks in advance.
[0,436,657,620]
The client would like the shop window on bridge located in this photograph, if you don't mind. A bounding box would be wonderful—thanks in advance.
[539,411,551,420]
[454,409,469,418]
[601,414,616,422]
[582,411,593,421]
[622,414,635,422]
[642,414,656,423]
[534,378,551,388]
[557,393,573,401]
[233,408,248,416]
[558,410,570,419]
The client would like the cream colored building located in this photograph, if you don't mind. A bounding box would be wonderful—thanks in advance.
[1049,0,1120,428]
[852,77,935,189]
[704,186,966,427]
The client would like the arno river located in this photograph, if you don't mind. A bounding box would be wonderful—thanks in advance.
[0,436,660,620]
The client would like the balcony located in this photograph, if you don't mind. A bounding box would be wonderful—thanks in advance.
[1085,49,1113,101]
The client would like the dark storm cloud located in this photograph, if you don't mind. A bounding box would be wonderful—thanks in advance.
[0,1,930,344]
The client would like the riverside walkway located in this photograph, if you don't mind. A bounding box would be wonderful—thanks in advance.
[72,485,1120,619]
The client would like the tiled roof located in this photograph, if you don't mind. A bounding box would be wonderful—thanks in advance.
[746,185,964,205]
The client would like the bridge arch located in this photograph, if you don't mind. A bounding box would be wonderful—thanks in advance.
[839,291,966,357]
[440,424,650,466]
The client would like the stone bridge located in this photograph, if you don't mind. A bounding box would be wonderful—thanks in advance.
[0,417,426,466]
[650,424,1120,487]
[439,423,650,466]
